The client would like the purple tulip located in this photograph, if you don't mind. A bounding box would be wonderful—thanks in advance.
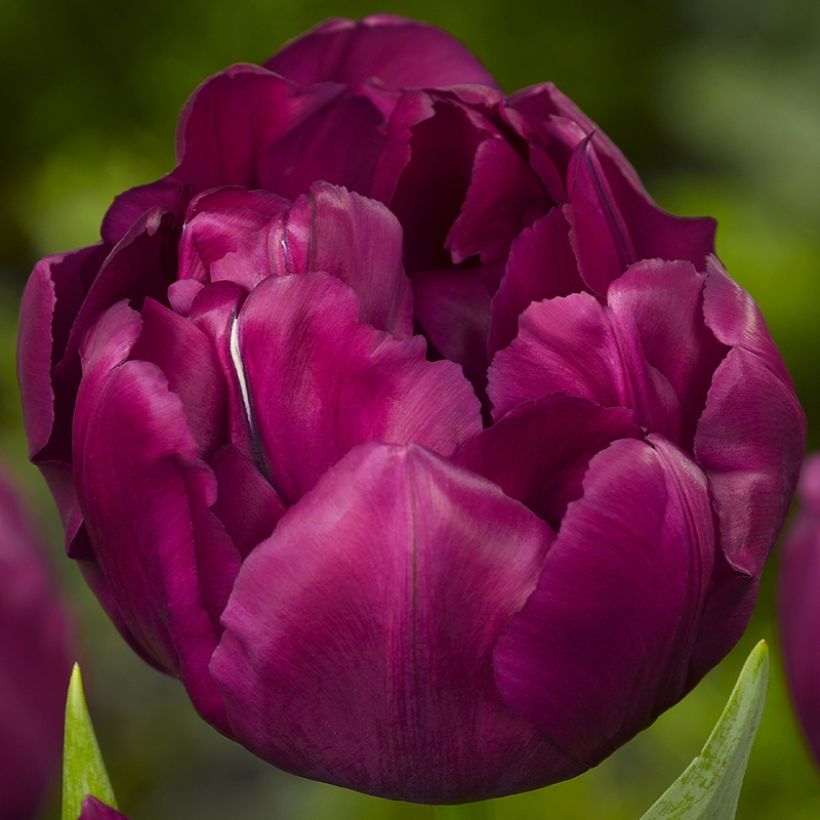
[18,14,804,802]
[0,466,72,819]
[779,454,820,768]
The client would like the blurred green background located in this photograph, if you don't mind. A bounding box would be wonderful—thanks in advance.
[1,0,819,817]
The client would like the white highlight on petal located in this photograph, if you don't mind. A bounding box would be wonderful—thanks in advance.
[230,313,253,427]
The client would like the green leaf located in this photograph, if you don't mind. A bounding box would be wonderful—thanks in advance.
[62,663,117,820]
[640,640,769,820]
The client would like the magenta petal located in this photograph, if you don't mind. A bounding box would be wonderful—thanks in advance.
[607,259,727,445]
[101,174,188,246]
[412,268,492,391]
[178,187,290,284]
[455,394,639,526]
[266,14,498,90]
[18,244,106,459]
[779,456,820,767]
[212,442,580,801]
[495,437,713,766]
[288,182,413,336]
[565,139,636,294]
[488,290,677,436]
[702,256,792,384]
[79,796,128,820]
[175,64,343,190]
[488,208,581,355]
[73,358,228,728]
[258,93,387,199]
[694,346,805,576]
[389,99,488,271]
[237,272,482,502]
[129,298,228,456]
[210,444,286,558]
[446,137,547,265]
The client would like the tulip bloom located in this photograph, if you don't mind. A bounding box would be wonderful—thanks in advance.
[0,466,72,819]
[779,454,820,768]
[18,15,804,802]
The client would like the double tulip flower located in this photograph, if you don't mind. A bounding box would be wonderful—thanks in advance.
[18,15,804,802]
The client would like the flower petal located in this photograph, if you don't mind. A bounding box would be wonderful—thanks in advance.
[212,442,580,802]
[266,14,498,89]
[236,272,482,502]
[488,290,678,437]
[494,437,713,766]
[174,64,343,191]
[694,346,804,576]
[287,182,413,336]
[74,355,232,728]
[488,207,581,355]
[455,394,639,527]
[129,298,228,457]
[607,259,727,446]
[446,137,548,266]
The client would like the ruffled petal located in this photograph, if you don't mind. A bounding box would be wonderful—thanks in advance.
[266,14,498,90]
[212,442,580,802]
[236,273,482,502]
[488,207,581,355]
[494,437,713,766]
[607,259,727,445]
[178,187,290,285]
[488,291,677,436]
[389,98,490,271]
[455,394,639,527]
[73,350,232,728]
[179,183,413,336]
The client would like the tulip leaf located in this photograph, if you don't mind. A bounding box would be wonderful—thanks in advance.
[640,640,769,820]
[62,663,117,820]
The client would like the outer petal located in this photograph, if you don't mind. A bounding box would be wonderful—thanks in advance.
[694,346,804,576]
[236,272,482,502]
[73,348,231,728]
[18,244,105,459]
[266,14,498,90]
[212,443,580,802]
[494,437,713,766]
[173,64,343,191]
[455,394,639,527]
[779,456,820,767]
[488,207,581,355]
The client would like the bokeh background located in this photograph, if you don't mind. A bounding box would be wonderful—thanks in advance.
[1,0,819,817]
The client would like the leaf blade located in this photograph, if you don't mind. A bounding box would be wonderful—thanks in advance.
[62,663,117,820]
[641,640,769,819]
